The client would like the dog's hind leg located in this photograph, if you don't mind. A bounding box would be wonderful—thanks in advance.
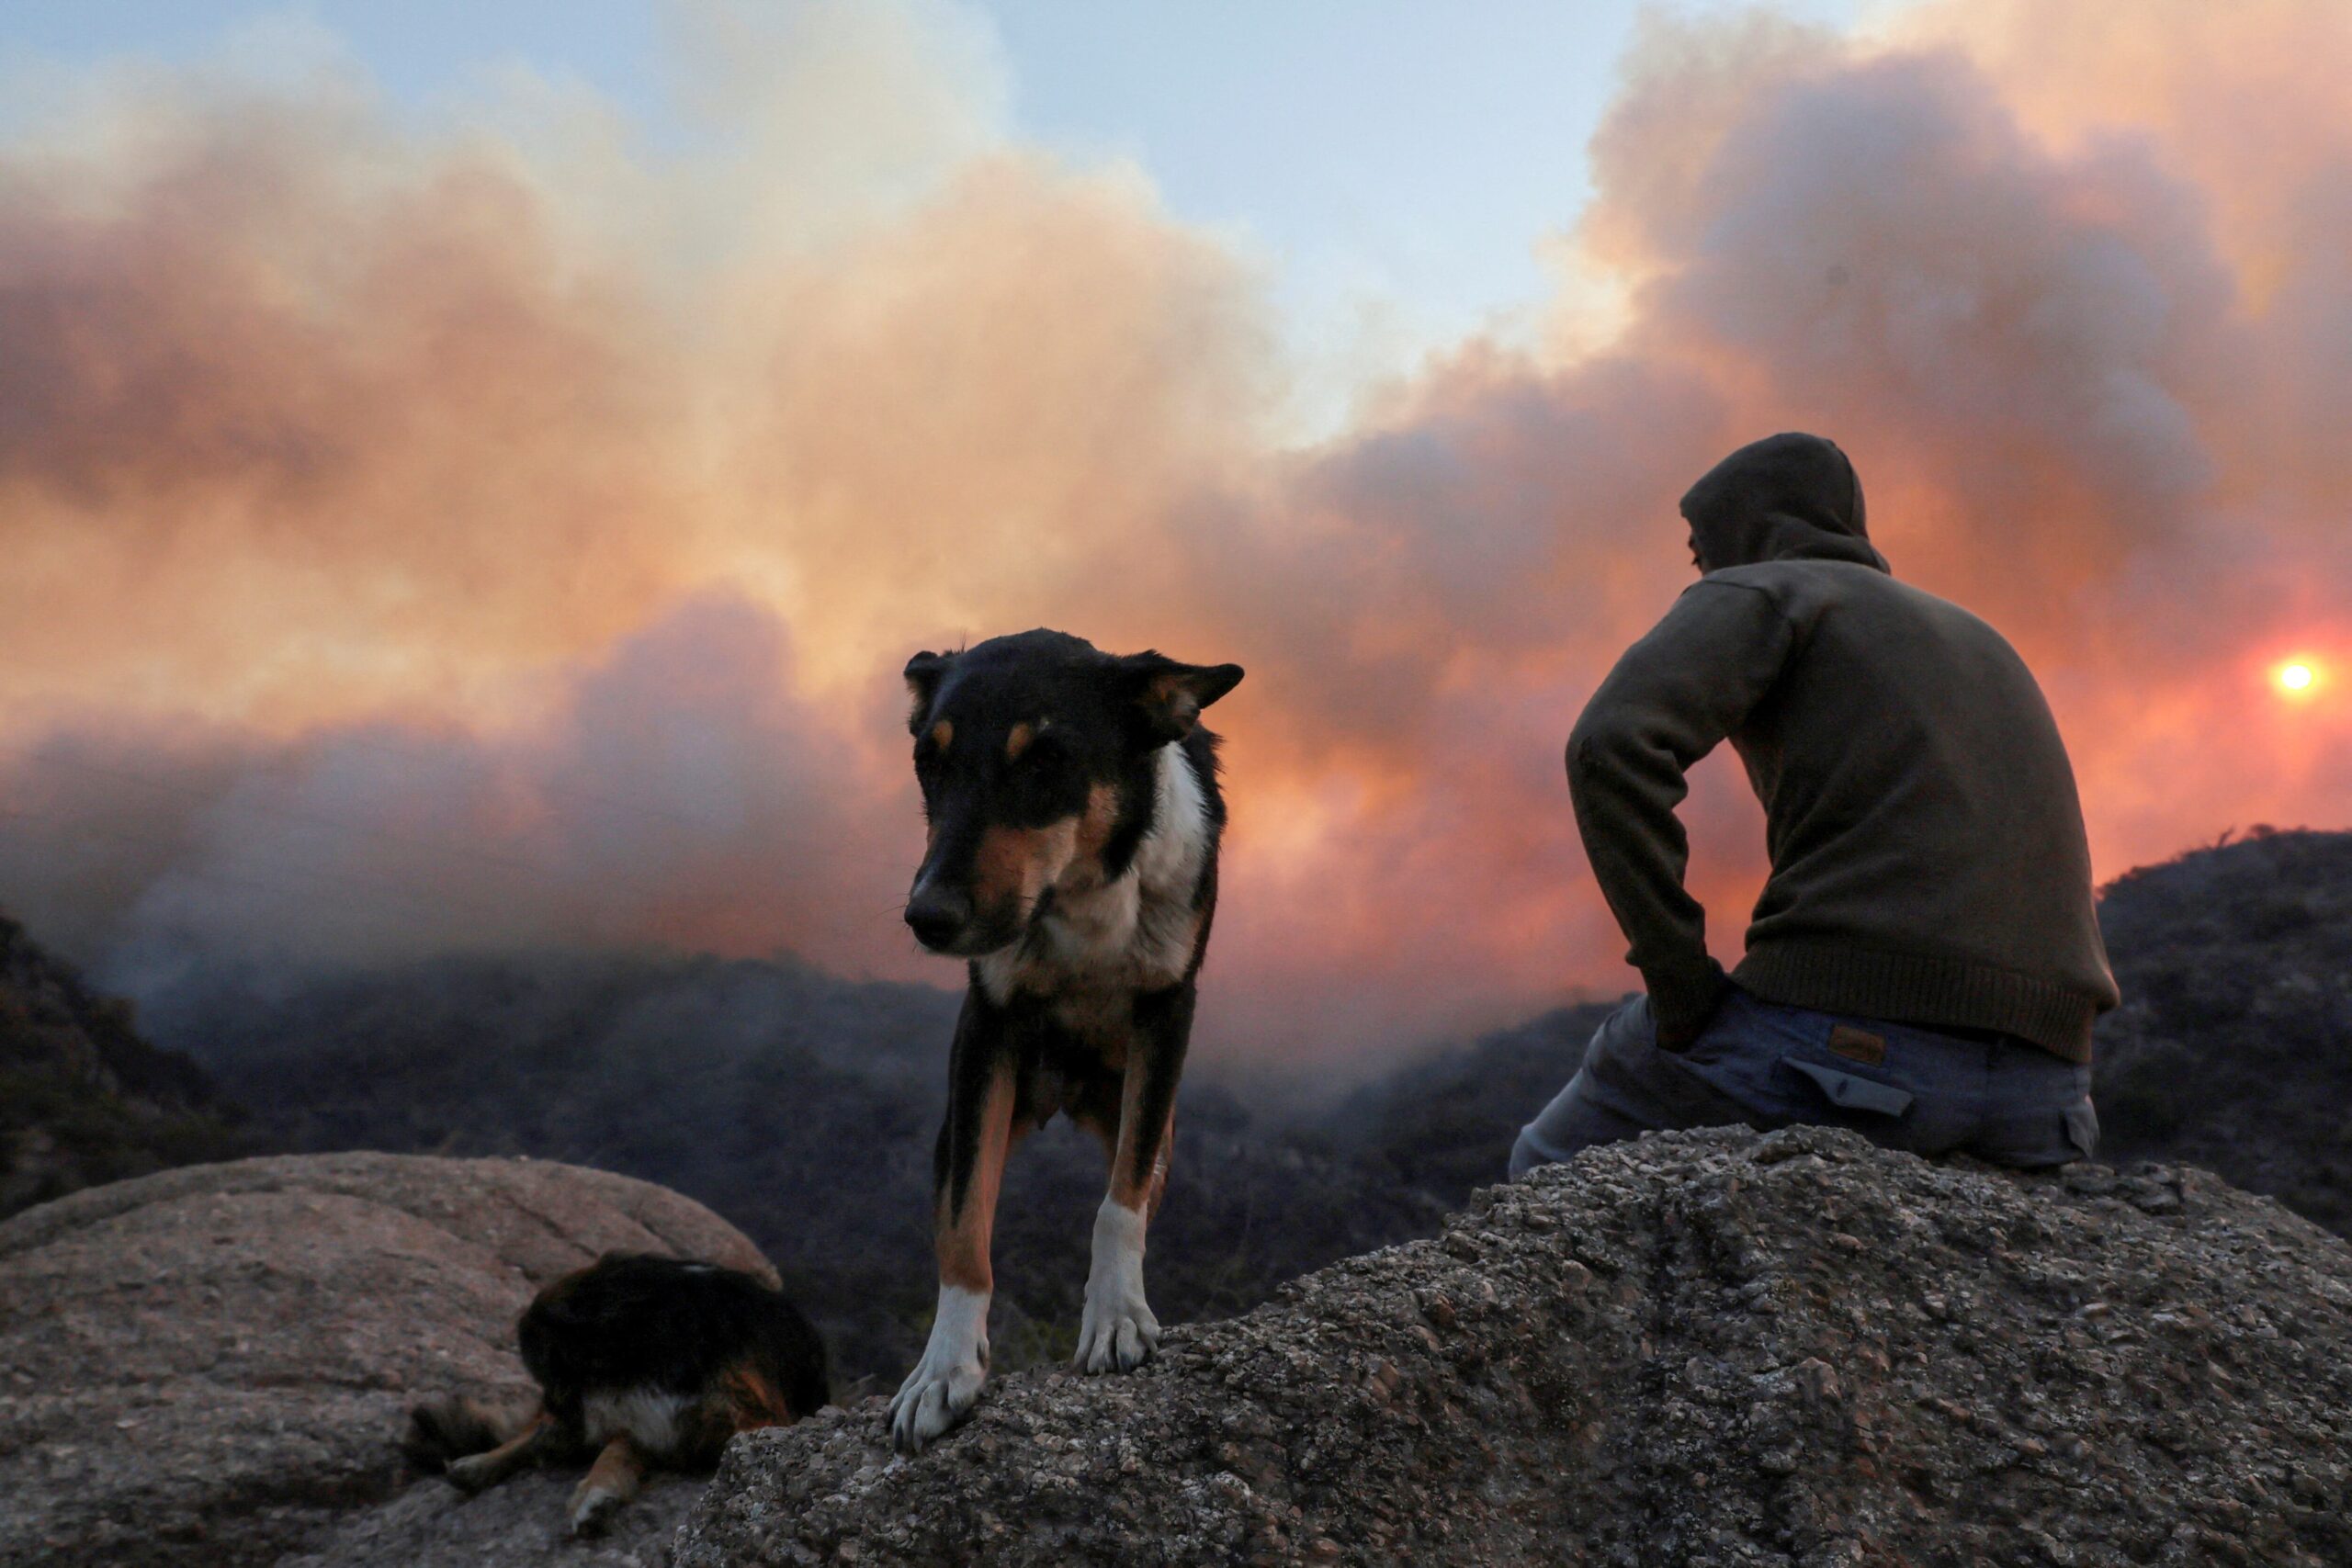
[401,1393,531,1471]
[890,994,1030,1454]
[569,1434,646,1537]
[1074,982,1192,1374]
[444,1407,559,1494]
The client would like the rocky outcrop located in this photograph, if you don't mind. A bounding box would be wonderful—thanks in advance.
[0,1152,771,1568]
[13,1126,2351,1568]
[679,1126,2352,1568]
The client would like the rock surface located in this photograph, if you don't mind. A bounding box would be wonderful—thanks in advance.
[679,1126,2352,1568]
[280,1470,703,1568]
[0,1152,771,1568]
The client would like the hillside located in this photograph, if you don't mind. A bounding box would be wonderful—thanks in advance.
[1321,1001,1615,1205]
[150,952,1441,1387]
[3,827,2349,1561]
[2092,827,2352,1231]
[0,913,248,1218]
[31,823,2352,1392]
[1317,828,2352,1239]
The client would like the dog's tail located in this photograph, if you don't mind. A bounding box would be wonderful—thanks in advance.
[401,1393,540,1470]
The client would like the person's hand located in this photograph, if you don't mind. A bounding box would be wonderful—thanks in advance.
[1646,961,1731,1052]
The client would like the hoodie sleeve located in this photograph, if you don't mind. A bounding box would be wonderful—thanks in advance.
[1568,580,1795,1047]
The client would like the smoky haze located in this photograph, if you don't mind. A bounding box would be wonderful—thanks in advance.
[3,0,2347,1073]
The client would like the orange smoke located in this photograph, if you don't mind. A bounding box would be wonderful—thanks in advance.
[2,1,2348,1071]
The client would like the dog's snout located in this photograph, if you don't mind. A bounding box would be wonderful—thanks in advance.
[904,882,973,951]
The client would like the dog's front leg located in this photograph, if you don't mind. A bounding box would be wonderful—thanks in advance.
[1076,983,1192,1374]
[569,1433,645,1537]
[891,992,1023,1454]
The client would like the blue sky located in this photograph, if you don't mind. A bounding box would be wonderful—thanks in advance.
[5,0,1862,368]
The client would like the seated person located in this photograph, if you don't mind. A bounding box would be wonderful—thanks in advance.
[1514,433,2117,1177]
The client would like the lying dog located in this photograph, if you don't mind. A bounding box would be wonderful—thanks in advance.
[405,1252,829,1535]
[888,628,1243,1453]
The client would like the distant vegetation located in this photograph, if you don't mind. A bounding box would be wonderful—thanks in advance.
[2090,827,2352,1234]
[0,915,250,1217]
[143,950,1453,1386]
[6,826,2346,1387]
[1328,827,2352,1236]
[1321,1002,1615,1205]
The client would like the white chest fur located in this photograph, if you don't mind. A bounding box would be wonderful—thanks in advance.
[581,1387,692,1454]
[977,742,1210,1014]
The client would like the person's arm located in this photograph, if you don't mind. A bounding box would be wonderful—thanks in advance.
[1567,581,1794,1048]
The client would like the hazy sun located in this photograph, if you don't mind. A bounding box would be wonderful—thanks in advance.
[2275,660,2318,694]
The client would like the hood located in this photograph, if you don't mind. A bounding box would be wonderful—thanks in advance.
[1679,432,1888,573]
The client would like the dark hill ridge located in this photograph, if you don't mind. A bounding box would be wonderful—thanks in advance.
[152,950,968,1385]
[21,824,2352,1388]
[3,828,2349,1563]
[1321,1001,1613,1206]
[0,913,247,1218]
[149,949,1441,1388]
[2090,827,2352,1231]
[1317,826,2352,1237]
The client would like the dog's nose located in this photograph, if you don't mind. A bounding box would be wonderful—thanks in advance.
[904,883,972,950]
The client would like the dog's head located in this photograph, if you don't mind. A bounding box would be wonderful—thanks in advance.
[899,629,1242,957]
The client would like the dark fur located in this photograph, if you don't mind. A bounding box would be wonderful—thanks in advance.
[519,1253,830,1440]
[401,1392,534,1471]
[405,1253,828,1534]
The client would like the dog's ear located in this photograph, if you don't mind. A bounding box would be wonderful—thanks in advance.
[1116,653,1245,744]
[904,651,951,734]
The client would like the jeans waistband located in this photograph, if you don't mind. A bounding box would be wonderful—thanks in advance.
[1922,1021,2017,1047]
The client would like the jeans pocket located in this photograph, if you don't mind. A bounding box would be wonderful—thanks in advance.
[1781,1057,1917,1118]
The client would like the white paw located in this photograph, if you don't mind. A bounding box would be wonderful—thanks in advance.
[1073,1199,1159,1374]
[1074,1287,1160,1373]
[570,1482,625,1537]
[889,1285,989,1454]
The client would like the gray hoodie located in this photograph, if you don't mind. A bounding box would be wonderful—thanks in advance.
[1568,433,2120,1059]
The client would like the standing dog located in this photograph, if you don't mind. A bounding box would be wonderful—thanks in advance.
[405,1253,829,1535]
[888,629,1242,1453]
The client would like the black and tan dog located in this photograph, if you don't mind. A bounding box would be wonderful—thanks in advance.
[888,628,1242,1453]
[405,1253,829,1535]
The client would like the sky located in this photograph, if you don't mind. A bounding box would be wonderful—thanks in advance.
[1,0,2347,1075]
[4,0,1864,423]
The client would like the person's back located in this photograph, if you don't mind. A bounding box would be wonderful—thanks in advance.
[1516,433,2118,1176]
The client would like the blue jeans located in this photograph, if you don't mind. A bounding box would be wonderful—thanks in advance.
[1510,987,2098,1178]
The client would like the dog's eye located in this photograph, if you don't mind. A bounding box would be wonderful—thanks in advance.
[1005,735,1075,807]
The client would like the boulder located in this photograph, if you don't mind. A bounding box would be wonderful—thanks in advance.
[678,1126,2352,1567]
[0,1152,771,1568]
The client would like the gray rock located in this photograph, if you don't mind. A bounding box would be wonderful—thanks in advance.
[677,1126,2352,1567]
[0,1151,772,1568]
[281,1470,702,1568]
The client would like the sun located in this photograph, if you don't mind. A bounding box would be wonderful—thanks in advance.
[2274,660,2318,695]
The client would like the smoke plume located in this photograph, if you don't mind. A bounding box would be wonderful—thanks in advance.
[3,0,2347,1070]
